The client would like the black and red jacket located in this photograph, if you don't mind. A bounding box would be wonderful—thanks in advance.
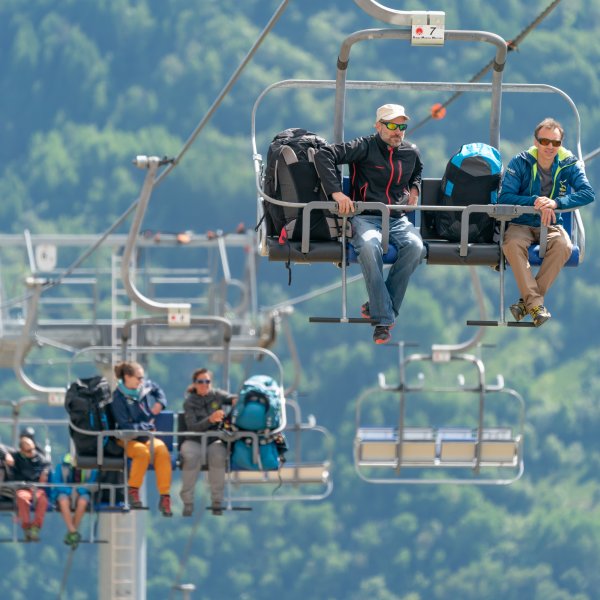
[314,134,423,210]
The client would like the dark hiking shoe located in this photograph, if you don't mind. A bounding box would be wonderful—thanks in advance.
[211,502,223,516]
[530,304,551,327]
[159,494,173,517]
[373,325,392,344]
[361,302,370,319]
[509,299,528,322]
[182,504,193,517]
[128,487,143,509]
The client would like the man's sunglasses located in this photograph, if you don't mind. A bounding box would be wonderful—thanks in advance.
[536,137,562,148]
[195,379,211,384]
[380,121,408,131]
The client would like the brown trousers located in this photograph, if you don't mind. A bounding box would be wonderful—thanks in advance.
[502,223,572,310]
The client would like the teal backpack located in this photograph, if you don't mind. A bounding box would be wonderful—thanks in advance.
[230,375,282,432]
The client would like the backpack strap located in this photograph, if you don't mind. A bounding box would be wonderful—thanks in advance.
[307,147,322,196]
[280,144,298,166]
[277,226,293,286]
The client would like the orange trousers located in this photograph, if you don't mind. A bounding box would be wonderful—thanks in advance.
[16,488,48,529]
[123,438,172,495]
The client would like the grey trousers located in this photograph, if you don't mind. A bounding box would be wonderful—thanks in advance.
[179,439,227,505]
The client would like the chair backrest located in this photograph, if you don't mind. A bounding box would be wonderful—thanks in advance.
[419,178,444,241]
[176,412,189,448]
[153,411,174,452]
[74,451,125,471]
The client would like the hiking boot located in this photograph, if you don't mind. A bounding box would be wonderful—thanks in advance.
[530,304,551,327]
[159,494,173,517]
[211,501,223,516]
[23,526,32,542]
[28,525,41,542]
[361,302,370,319]
[509,298,527,322]
[64,531,81,549]
[373,325,392,345]
[182,504,193,517]
[128,487,143,509]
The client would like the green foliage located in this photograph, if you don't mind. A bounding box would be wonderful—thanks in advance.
[1,1,600,599]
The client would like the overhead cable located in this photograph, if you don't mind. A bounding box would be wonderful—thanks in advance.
[410,0,564,135]
[0,1,290,311]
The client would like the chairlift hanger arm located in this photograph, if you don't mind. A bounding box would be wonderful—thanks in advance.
[122,158,191,317]
[353,1,444,27]
[12,278,66,401]
[411,0,564,134]
[333,29,507,146]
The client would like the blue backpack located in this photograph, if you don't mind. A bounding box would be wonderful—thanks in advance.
[434,142,502,243]
[230,431,289,471]
[230,438,281,471]
[230,375,282,432]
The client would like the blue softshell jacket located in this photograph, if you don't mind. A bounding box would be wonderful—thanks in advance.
[499,146,594,227]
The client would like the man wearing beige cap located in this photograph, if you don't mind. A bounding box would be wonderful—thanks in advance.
[314,103,424,344]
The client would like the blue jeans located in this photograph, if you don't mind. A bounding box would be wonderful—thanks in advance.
[351,214,424,326]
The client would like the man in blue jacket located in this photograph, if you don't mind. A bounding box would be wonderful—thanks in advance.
[315,103,424,344]
[499,118,594,326]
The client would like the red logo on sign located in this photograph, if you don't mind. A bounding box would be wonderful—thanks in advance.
[415,27,423,35]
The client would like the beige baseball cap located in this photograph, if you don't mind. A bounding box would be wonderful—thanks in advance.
[376,103,410,122]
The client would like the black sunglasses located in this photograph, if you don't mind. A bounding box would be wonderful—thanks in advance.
[195,379,211,384]
[536,137,561,148]
[380,121,408,131]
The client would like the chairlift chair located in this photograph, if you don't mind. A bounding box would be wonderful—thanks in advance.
[252,6,586,328]
[353,350,525,485]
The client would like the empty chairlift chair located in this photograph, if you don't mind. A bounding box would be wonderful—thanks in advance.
[354,351,525,485]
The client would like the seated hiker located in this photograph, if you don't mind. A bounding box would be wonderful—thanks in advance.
[19,426,48,458]
[50,452,98,549]
[499,117,594,326]
[110,361,173,517]
[179,368,236,517]
[314,103,425,344]
[0,442,15,475]
[12,435,50,542]
[0,443,16,499]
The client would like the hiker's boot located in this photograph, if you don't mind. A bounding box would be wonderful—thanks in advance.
[211,501,223,516]
[159,494,173,517]
[509,298,527,322]
[373,325,392,345]
[28,525,41,542]
[64,531,81,549]
[530,304,551,327]
[360,302,370,319]
[128,487,143,509]
[182,504,193,517]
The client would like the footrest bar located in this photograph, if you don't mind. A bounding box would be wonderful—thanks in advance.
[309,317,375,324]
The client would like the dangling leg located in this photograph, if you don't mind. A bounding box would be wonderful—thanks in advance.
[351,215,394,326]
[502,225,539,310]
[535,225,572,300]
[207,441,227,515]
[151,439,173,517]
[386,216,424,318]
[179,440,203,516]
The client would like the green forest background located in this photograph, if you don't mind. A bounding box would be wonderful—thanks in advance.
[1,1,600,598]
